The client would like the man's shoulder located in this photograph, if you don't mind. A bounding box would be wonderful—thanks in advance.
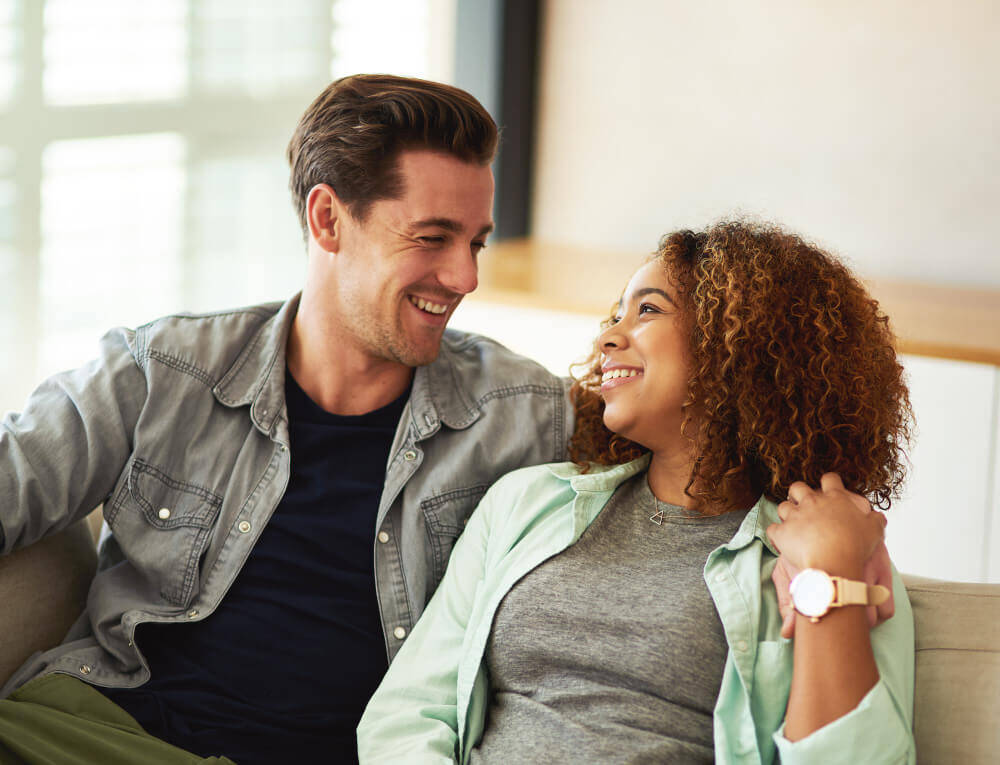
[438,328,566,391]
[129,299,286,377]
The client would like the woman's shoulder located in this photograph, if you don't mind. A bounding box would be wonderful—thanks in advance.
[485,457,649,506]
[486,460,581,498]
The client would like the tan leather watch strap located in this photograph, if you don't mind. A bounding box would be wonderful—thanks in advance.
[833,576,891,608]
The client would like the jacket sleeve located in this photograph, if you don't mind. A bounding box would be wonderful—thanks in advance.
[772,565,916,764]
[0,326,147,553]
[358,478,499,764]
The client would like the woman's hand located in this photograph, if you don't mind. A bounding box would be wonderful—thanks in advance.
[767,473,893,637]
[767,473,886,578]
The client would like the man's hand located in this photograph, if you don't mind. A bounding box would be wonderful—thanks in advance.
[769,475,896,639]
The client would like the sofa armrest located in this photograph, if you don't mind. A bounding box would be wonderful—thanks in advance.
[903,574,1000,765]
[0,518,98,688]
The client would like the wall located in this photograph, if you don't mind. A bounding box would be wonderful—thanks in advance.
[532,0,1000,287]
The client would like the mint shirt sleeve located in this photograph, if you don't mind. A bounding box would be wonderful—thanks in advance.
[772,566,916,764]
[357,478,497,764]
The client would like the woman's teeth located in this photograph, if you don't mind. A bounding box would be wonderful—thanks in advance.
[410,296,448,315]
[602,368,641,382]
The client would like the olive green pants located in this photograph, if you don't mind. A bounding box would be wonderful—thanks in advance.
[0,674,237,764]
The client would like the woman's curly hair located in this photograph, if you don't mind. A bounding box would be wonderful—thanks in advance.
[568,220,913,511]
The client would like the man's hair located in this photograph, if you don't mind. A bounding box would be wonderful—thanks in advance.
[568,219,913,512]
[286,74,498,237]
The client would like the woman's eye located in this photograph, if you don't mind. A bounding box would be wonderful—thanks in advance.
[638,302,659,315]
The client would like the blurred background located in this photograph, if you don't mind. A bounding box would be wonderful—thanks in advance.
[0,0,997,581]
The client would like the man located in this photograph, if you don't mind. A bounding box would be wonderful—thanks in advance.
[0,75,571,763]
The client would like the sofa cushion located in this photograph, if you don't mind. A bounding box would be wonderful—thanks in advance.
[0,519,97,688]
[904,574,1000,765]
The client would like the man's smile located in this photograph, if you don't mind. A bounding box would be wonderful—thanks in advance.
[408,295,451,315]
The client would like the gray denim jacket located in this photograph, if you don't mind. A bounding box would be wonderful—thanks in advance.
[0,294,571,696]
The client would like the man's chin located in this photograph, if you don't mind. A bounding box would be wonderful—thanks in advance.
[389,338,444,369]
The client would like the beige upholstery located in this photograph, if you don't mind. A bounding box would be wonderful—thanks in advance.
[903,574,1000,764]
[0,518,97,685]
[1,531,997,762]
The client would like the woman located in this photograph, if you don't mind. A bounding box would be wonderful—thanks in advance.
[358,221,915,763]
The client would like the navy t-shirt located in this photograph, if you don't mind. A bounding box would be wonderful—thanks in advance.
[102,370,408,763]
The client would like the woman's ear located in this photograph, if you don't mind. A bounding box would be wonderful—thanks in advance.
[306,183,343,253]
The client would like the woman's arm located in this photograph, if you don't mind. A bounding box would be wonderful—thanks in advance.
[357,480,496,764]
[766,473,915,762]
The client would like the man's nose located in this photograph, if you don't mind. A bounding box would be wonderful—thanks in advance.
[438,246,479,295]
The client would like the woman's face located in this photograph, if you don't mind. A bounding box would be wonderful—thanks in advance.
[597,261,693,451]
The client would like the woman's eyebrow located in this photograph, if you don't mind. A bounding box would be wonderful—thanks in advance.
[632,286,677,306]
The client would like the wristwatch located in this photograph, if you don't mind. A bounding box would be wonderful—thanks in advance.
[789,568,891,622]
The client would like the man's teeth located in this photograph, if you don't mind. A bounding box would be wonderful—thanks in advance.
[602,368,642,382]
[410,296,448,315]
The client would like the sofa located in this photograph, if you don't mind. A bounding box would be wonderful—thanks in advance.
[2,518,998,763]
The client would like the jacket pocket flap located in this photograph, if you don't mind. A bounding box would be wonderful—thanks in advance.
[127,459,222,529]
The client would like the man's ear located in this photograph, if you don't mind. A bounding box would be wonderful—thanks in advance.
[306,184,345,253]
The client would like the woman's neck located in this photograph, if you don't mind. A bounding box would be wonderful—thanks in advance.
[647,448,757,514]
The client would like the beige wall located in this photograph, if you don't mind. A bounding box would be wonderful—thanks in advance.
[533,0,1000,287]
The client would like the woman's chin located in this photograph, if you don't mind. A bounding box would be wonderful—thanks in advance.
[603,413,639,445]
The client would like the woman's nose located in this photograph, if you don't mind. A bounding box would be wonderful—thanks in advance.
[599,324,626,352]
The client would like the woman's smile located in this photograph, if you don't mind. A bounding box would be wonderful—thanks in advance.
[600,365,644,390]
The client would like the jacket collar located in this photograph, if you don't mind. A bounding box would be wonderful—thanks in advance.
[213,293,300,438]
[407,330,487,438]
[213,300,480,441]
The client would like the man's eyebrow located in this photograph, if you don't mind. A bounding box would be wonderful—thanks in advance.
[409,218,495,237]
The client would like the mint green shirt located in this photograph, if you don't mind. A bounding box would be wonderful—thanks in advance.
[358,457,915,764]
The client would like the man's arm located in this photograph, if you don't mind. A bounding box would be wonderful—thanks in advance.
[1,327,146,554]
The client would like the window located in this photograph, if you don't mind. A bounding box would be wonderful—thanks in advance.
[0,0,445,413]
[39,134,185,370]
[0,1,17,106]
[44,0,188,105]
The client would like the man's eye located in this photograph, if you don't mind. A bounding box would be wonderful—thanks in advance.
[472,241,487,252]
[418,236,445,244]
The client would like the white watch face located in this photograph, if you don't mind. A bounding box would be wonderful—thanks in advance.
[790,568,835,618]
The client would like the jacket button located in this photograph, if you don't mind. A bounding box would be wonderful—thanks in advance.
[187,609,199,619]
[158,508,171,520]
[393,626,407,640]
[377,531,390,544]
[403,450,417,462]
[238,521,252,533]
[80,664,91,675]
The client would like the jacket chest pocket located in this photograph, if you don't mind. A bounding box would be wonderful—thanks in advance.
[106,458,222,608]
[421,484,489,587]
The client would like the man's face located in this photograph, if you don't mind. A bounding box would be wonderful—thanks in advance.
[329,150,494,368]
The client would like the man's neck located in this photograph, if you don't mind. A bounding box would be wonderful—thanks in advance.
[286,305,414,417]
